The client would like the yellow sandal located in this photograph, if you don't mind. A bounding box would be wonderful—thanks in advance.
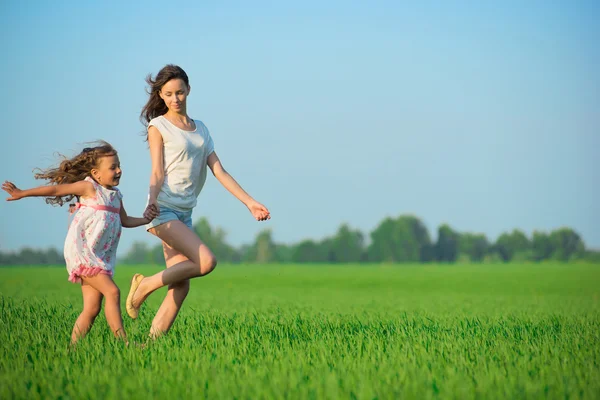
[126,273,145,319]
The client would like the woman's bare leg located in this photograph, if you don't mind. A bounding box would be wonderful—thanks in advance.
[129,220,216,317]
[149,242,192,338]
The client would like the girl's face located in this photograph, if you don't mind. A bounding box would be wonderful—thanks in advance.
[92,154,122,189]
[159,78,190,113]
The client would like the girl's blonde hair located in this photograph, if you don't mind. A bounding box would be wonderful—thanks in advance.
[35,141,117,206]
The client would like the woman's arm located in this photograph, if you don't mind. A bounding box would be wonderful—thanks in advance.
[2,180,95,201]
[147,126,165,208]
[207,152,270,221]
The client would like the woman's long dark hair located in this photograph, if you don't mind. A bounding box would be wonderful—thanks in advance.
[140,65,190,139]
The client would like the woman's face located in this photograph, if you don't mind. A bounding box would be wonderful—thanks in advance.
[159,78,190,113]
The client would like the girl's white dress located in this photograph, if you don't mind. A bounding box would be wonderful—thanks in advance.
[64,177,122,283]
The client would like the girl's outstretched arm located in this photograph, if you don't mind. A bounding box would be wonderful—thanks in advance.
[2,180,94,201]
[206,152,271,221]
[120,201,159,228]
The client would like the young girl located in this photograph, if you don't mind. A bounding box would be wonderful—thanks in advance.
[126,64,270,338]
[2,141,158,344]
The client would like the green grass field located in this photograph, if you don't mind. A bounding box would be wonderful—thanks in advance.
[1,263,599,399]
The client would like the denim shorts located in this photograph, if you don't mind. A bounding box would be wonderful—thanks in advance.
[146,204,193,231]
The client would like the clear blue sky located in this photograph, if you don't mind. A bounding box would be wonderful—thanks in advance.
[1,0,598,256]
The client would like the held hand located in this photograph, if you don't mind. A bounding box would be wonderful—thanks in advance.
[247,200,271,221]
[2,181,24,201]
[148,199,159,213]
[143,204,159,221]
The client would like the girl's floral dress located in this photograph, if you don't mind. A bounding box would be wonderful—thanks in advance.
[64,177,122,284]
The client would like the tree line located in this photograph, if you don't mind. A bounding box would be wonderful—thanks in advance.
[124,215,600,264]
[1,214,599,266]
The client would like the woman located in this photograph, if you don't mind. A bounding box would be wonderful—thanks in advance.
[126,64,270,337]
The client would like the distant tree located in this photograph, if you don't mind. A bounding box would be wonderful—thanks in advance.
[407,216,434,262]
[292,239,329,263]
[531,231,553,261]
[368,215,431,262]
[458,233,489,262]
[330,224,364,263]
[123,241,151,264]
[17,248,39,265]
[193,217,239,262]
[320,238,337,262]
[244,229,277,263]
[274,243,293,263]
[237,244,252,263]
[549,228,585,261]
[148,244,163,264]
[0,250,16,265]
[368,217,395,262]
[435,224,459,262]
[45,248,64,264]
[584,250,600,263]
[0,247,63,266]
[494,229,530,262]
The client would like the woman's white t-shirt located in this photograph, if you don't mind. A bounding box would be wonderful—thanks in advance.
[149,115,215,212]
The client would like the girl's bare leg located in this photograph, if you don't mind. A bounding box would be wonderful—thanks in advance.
[71,283,103,344]
[81,274,127,341]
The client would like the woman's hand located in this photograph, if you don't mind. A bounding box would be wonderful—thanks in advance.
[247,200,271,221]
[143,202,159,221]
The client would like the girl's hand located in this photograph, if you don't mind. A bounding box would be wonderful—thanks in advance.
[143,204,159,221]
[2,181,24,201]
[247,201,271,221]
